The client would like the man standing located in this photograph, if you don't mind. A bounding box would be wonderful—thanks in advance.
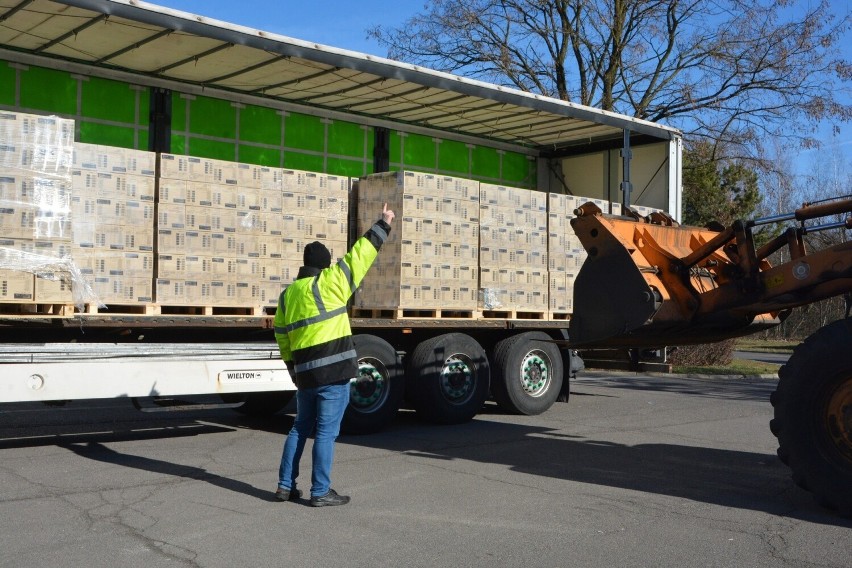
[273,203,394,507]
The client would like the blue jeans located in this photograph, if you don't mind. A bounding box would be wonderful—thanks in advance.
[278,382,350,498]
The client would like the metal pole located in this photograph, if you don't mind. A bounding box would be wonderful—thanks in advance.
[621,129,633,210]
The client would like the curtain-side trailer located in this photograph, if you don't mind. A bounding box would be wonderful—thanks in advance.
[0,0,682,435]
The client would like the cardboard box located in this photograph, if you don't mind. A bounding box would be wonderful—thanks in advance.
[0,269,34,301]
[158,179,187,204]
[158,203,186,229]
[184,279,213,305]
[0,205,35,239]
[156,278,186,304]
[184,230,212,255]
[34,272,73,303]
[125,174,156,201]
[209,232,236,256]
[160,154,210,181]
[158,254,186,279]
[185,181,214,206]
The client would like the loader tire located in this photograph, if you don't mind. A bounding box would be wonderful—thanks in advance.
[491,332,563,415]
[771,319,852,516]
[409,333,490,424]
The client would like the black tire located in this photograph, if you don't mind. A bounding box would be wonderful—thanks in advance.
[342,335,405,435]
[771,319,852,515]
[224,391,295,416]
[409,333,490,424]
[491,332,564,415]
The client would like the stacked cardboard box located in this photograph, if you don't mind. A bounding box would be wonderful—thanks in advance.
[479,183,548,312]
[270,167,349,304]
[546,193,582,315]
[157,156,349,307]
[70,143,157,304]
[355,171,479,311]
[0,111,75,303]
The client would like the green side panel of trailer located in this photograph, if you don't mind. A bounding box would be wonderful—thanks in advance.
[401,132,436,170]
[327,121,365,159]
[170,135,186,156]
[189,95,236,139]
[239,105,281,145]
[189,138,237,161]
[471,145,500,179]
[285,113,324,152]
[78,122,135,148]
[502,151,534,186]
[438,139,469,175]
[0,63,15,106]
[138,129,149,151]
[172,93,187,131]
[284,151,324,173]
[238,144,281,167]
[326,156,366,177]
[80,76,137,123]
[19,66,76,115]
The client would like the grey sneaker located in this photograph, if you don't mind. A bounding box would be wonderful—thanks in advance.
[275,487,302,502]
[310,489,350,507]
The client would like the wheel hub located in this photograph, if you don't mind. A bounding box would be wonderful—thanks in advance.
[826,378,852,461]
[520,352,549,397]
[440,355,474,403]
[349,360,387,412]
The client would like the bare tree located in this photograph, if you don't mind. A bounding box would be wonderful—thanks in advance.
[763,139,851,339]
[369,0,852,158]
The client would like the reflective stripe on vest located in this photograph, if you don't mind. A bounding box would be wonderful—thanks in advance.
[293,349,357,374]
[338,259,356,295]
[273,305,347,335]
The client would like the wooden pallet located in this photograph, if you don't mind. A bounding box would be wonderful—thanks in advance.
[351,307,481,319]
[0,302,75,316]
[72,303,275,317]
[481,309,549,320]
[548,311,571,321]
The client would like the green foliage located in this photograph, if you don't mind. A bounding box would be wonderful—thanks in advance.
[682,141,761,227]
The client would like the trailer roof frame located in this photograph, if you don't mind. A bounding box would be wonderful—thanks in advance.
[0,0,680,155]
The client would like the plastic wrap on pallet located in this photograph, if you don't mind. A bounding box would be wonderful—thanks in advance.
[0,245,96,305]
[480,287,503,310]
[0,112,100,308]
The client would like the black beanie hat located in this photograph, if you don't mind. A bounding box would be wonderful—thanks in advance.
[303,241,332,269]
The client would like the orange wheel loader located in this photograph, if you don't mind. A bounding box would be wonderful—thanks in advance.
[568,196,852,515]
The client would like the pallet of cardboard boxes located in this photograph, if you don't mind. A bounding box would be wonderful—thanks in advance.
[1,109,666,320]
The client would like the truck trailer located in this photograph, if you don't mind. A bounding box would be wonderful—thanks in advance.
[0,0,682,435]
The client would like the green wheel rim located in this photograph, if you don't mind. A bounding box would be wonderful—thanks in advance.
[349,357,389,413]
[439,353,476,405]
[520,350,550,397]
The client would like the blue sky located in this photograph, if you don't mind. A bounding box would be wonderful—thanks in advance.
[150,0,418,56]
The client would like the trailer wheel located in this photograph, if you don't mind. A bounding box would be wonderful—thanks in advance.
[771,319,852,515]
[225,392,295,416]
[342,335,404,435]
[409,333,490,424]
[491,332,563,415]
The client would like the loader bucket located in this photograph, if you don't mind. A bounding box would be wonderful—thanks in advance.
[569,221,659,347]
[567,202,787,349]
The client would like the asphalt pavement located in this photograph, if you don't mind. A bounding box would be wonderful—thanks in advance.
[0,371,849,568]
